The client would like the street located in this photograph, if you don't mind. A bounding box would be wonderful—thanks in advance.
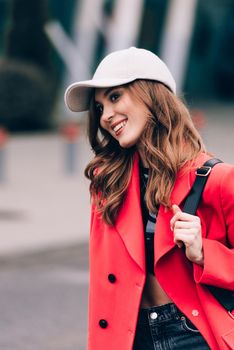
[0,243,89,350]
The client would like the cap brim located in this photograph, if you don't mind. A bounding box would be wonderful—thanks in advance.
[64,78,136,112]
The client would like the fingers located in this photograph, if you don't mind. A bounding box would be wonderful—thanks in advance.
[170,203,200,246]
[170,204,204,264]
[172,204,181,215]
[173,231,198,245]
[170,205,200,231]
[174,239,184,248]
[171,206,183,247]
[174,221,201,230]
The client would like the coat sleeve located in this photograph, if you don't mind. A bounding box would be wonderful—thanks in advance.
[193,165,234,291]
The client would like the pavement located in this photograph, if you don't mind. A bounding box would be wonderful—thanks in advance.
[0,128,92,256]
[0,243,89,350]
[0,103,233,257]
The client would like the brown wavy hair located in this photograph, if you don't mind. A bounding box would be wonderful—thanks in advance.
[84,80,206,225]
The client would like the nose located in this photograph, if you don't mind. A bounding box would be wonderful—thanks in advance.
[101,104,114,123]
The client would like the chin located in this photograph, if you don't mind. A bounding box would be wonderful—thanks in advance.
[119,140,136,148]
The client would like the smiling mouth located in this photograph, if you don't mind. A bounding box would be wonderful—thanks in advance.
[112,120,127,134]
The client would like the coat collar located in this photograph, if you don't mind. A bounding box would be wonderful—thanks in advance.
[115,152,212,271]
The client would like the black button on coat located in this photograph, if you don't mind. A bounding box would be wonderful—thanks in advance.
[99,319,108,328]
[108,274,116,283]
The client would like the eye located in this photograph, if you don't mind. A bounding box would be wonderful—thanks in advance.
[95,103,103,118]
[109,91,120,102]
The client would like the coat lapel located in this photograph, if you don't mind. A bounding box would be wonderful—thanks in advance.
[154,170,191,263]
[115,153,145,272]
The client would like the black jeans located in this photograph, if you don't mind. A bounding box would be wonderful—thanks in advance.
[133,303,210,350]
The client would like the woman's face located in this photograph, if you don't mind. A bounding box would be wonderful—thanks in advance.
[94,86,149,149]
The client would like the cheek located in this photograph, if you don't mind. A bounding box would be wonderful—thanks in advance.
[134,113,148,130]
[99,117,105,130]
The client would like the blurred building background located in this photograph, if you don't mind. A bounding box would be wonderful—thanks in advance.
[0,0,233,132]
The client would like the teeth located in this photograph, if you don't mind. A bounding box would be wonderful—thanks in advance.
[113,121,127,132]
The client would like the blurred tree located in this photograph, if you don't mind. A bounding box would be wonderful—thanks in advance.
[94,0,117,72]
[0,0,57,132]
[138,0,169,54]
[184,0,234,102]
[0,1,7,55]
[48,0,78,82]
[0,60,54,131]
[5,0,53,71]
[212,4,234,100]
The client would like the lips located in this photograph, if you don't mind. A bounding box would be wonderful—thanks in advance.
[111,119,127,135]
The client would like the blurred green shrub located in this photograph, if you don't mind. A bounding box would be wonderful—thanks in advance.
[0,0,57,132]
[0,59,55,131]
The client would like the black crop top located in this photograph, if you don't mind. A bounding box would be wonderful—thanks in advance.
[139,165,157,275]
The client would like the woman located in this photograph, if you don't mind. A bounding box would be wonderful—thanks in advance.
[65,47,234,350]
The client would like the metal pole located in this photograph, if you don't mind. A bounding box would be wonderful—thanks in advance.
[0,148,6,182]
[160,0,198,93]
[105,0,144,53]
[0,128,8,183]
[61,122,79,175]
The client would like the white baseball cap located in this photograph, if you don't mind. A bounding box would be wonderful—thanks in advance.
[64,47,176,112]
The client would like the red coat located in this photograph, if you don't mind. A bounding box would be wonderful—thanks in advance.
[88,153,234,350]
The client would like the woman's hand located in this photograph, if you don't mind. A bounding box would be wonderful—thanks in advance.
[170,204,204,265]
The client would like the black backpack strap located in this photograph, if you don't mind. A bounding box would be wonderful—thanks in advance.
[182,158,234,316]
[183,158,223,215]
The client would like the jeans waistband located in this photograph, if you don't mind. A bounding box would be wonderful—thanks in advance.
[138,303,184,325]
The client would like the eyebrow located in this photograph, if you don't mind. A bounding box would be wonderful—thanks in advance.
[95,86,122,104]
[103,86,117,97]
